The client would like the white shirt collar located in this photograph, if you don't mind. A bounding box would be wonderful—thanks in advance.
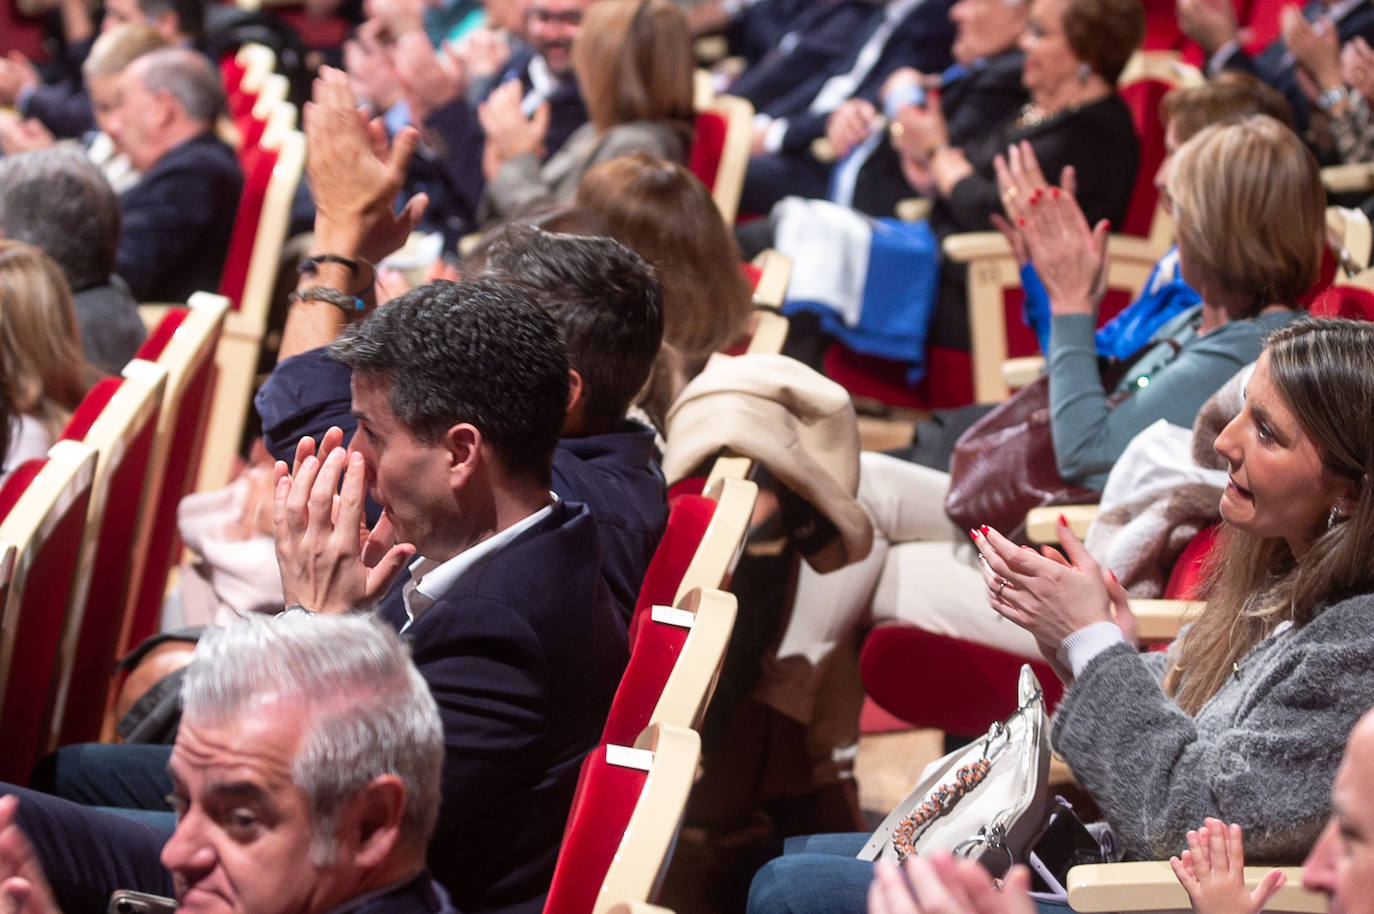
[399,493,558,632]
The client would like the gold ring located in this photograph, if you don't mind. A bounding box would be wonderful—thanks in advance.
[889,122,905,139]
[1002,186,1019,203]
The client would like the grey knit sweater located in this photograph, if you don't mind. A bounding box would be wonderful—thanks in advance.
[1052,592,1374,863]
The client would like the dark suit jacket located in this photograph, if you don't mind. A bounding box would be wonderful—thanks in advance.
[419,46,588,244]
[116,131,243,303]
[1218,0,1374,132]
[21,35,95,139]
[850,49,1028,216]
[729,0,956,151]
[376,500,627,914]
[254,346,665,623]
[344,872,459,914]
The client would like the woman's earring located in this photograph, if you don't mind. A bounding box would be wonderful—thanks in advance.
[1329,506,1345,529]
[1077,62,1091,84]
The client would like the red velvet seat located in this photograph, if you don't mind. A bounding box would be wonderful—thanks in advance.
[120,294,228,657]
[0,442,98,783]
[690,95,753,226]
[601,588,737,746]
[50,364,167,746]
[543,724,700,914]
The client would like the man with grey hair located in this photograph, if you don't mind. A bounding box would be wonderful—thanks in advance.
[0,612,457,914]
[0,148,146,374]
[106,46,241,303]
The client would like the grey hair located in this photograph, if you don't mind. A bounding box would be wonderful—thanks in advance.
[0,147,121,292]
[181,612,444,864]
[133,47,224,124]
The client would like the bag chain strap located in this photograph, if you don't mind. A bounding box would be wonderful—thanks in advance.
[890,757,993,863]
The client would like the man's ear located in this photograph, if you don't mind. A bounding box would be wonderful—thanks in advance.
[444,423,482,489]
[338,775,407,870]
[562,369,587,436]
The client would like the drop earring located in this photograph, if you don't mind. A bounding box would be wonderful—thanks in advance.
[1077,62,1091,84]
[1329,506,1345,529]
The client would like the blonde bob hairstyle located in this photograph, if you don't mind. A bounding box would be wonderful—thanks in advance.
[0,242,90,438]
[1167,115,1324,310]
[572,0,695,133]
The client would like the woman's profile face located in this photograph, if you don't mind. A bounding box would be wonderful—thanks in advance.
[1213,352,1354,557]
[1019,0,1083,99]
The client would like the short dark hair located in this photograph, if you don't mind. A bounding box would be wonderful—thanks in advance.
[140,0,205,41]
[329,278,570,483]
[474,224,664,435]
[0,147,121,292]
[1063,0,1145,85]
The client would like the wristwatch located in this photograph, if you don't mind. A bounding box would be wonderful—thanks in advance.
[1317,86,1351,112]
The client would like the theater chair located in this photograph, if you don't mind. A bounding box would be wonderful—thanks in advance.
[47,362,168,749]
[198,115,305,491]
[731,249,793,357]
[221,43,278,114]
[691,93,754,227]
[0,441,98,784]
[122,293,229,658]
[633,476,758,637]
[824,51,1202,408]
[602,586,738,746]
[607,904,676,914]
[543,723,701,914]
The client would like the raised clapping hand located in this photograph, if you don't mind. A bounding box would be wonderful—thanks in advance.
[1176,0,1240,57]
[393,29,467,124]
[1284,10,1342,92]
[971,518,1135,678]
[273,427,416,614]
[868,852,1037,914]
[304,66,429,263]
[992,141,1108,316]
[1342,37,1374,105]
[1169,819,1286,914]
[0,797,59,914]
[478,79,550,179]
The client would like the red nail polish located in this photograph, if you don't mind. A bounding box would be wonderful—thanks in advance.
[1052,187,1061,199]
[1109,570,1119,583]
[1017,217,1026,226]
[1058,513,1068,526]
[980,525,990,535]
[1104,219,1112,231]
[970,528,980,540]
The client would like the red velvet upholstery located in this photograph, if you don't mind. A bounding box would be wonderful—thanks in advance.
[0,458,94,784]
[220,53,247,100]
[690,110,729,197]
[1118,77,1170,240]
[0,4,47,61]
[126,310,221,652]
[543,746,649,914]
[56,379,163,745]
[629,494,718,642]
[1162,523,1221,601]
[218,141,278,310]
[721,263,769,355]
[1310,282,1374,320]
[859,624,1065,736]
[601,615,690,746]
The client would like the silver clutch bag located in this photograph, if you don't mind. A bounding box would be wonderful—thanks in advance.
[858,664,1052,876]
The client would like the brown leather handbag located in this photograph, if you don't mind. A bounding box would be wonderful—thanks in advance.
[943,376,1100,543]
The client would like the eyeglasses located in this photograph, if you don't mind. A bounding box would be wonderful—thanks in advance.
[528,8,583,26]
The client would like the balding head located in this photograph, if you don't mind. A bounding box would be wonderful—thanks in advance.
[1302,709,1374,914]
[106,47,223,171]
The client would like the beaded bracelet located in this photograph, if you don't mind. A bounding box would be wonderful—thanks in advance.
[890,757,993,862]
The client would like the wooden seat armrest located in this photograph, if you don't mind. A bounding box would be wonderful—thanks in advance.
[1001,355,1045,389]
[1128,599,1203,643]
[895,197,932,223]
[1066,862,1318,913]
[1323,161,1374,195]
[941,231,1014,263]
[1025,505,1098,543]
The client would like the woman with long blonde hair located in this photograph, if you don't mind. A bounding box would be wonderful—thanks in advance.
[0,241,93,471]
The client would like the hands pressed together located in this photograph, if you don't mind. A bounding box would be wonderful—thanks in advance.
[273,427,416,615]
[992,141,1108,317]
[478,79,551,180]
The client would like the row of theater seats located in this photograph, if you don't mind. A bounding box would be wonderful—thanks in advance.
[0,293,229,786]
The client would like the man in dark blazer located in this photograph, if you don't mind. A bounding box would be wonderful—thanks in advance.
[273,279,628,914]
[414,0,591,240]
[106,46,242,303]
[730,0,957,212]
[1179,0,1374,132]
[0,613,460,914]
